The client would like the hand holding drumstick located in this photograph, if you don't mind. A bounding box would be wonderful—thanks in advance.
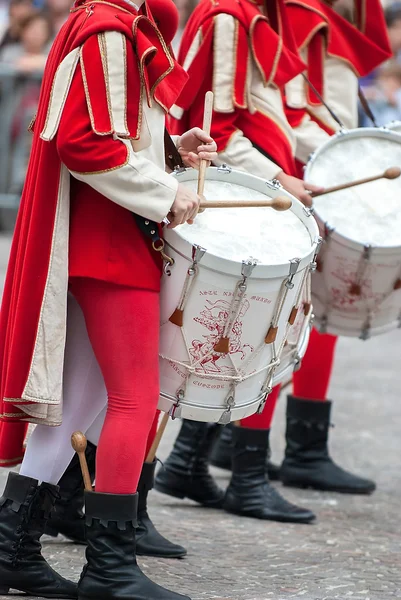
[167,92,217,228]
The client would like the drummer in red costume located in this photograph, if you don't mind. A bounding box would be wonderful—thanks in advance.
[276,0,391,494]
[156,0,320,524]
[0,0,217,597]
[155,0,391,521]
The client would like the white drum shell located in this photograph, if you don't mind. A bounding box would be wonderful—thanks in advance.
[305,128,401,338]
[158,167,319,422]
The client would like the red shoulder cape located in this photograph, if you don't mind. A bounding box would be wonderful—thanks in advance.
[0,0,187,466]
[175,0,305,114]
[285,0,391,105]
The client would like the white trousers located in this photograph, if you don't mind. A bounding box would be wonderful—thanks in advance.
[20,295,107,484]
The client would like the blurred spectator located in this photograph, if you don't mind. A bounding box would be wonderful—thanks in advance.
[0,12,53,72]
[0,0,35,52]
[172,0,198,54]
[45,0,72,36]
[360,61,401,126]
[385,3,401,58]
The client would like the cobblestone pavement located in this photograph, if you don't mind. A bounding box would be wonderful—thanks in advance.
[0,234,400,600]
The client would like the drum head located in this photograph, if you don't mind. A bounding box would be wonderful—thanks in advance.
[305,128,401,247]
[170,167,314,269]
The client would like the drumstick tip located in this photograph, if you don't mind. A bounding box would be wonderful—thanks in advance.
[272,196,292,211]
[71,431,87,453]
[384,166,401,179]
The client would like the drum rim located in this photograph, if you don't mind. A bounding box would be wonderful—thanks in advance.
[167,166,320,278]
[305,127,401,252]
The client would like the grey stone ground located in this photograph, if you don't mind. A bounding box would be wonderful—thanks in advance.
[0,233,400,600]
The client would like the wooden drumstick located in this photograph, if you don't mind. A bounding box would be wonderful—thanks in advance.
[71,431,93,492]
[199,196,292,211]
[197,91,214,205]
[145,412,170,463]
[311,166,401,198]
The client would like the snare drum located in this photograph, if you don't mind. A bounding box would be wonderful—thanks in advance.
[158,167,319,423]
[305,127,401,338]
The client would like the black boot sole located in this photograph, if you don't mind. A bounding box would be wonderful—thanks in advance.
[0,586,77,598]
[154,481,224,508]
[223,506,316,524]
[282,479,376,495]
[136,548,187,559]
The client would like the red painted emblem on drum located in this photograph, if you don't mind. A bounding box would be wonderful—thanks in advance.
[190,298,254,373]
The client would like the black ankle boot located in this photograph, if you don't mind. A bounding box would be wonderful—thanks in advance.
[78,491,190,600]
[155,420,225,508]
[210,423,281,480]
[223,427,316,523]
[136,460,187,558]
[0,472,77,598]
[280,396,376,494]
[45,442,97,543]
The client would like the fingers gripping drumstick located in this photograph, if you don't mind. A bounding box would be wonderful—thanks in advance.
[311,167,401,198]
[71,431,93,492]
[145,413,170,463]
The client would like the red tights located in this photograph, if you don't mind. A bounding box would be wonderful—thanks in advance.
[70,278,160,495]
[292,328,338,400]
[239,328,338,430]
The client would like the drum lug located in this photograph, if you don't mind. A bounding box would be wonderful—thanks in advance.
[170,389,185,420]
[173,166,187,175]
[310,237,323,272]
[169,403,183,420]
[293,352,302,372]
[217,164,232,174]
[319,314,328,334]
[219,394,236,425]
[266,179,282,190]
[359,321,371,341]
[303,206,313,217]
[241,258,258,278]
[285,258,301,289]
[192,244,207,263]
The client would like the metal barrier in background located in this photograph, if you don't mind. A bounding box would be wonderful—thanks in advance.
[0,67,42,210]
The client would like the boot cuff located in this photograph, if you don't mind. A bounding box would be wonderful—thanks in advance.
[138,460,156,494]
[84,491,138,530]
[232,426,270,449]
[0,472,38,511]
[287,395,332,422]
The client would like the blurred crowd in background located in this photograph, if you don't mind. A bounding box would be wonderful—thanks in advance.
[1,0,401,198]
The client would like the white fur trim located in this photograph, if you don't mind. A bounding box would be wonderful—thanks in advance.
[40,48,80,141]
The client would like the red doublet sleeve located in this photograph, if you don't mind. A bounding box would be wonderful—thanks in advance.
[56,32,178,224]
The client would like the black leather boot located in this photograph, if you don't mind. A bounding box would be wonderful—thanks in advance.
[45,442,97,543]
[0,472,77,598]
[223,427,316,523]
[280,396,376,494]
[155,420,225,508]
[136,460,187,558]
[78,491,190,600]
[210,423,281,480]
